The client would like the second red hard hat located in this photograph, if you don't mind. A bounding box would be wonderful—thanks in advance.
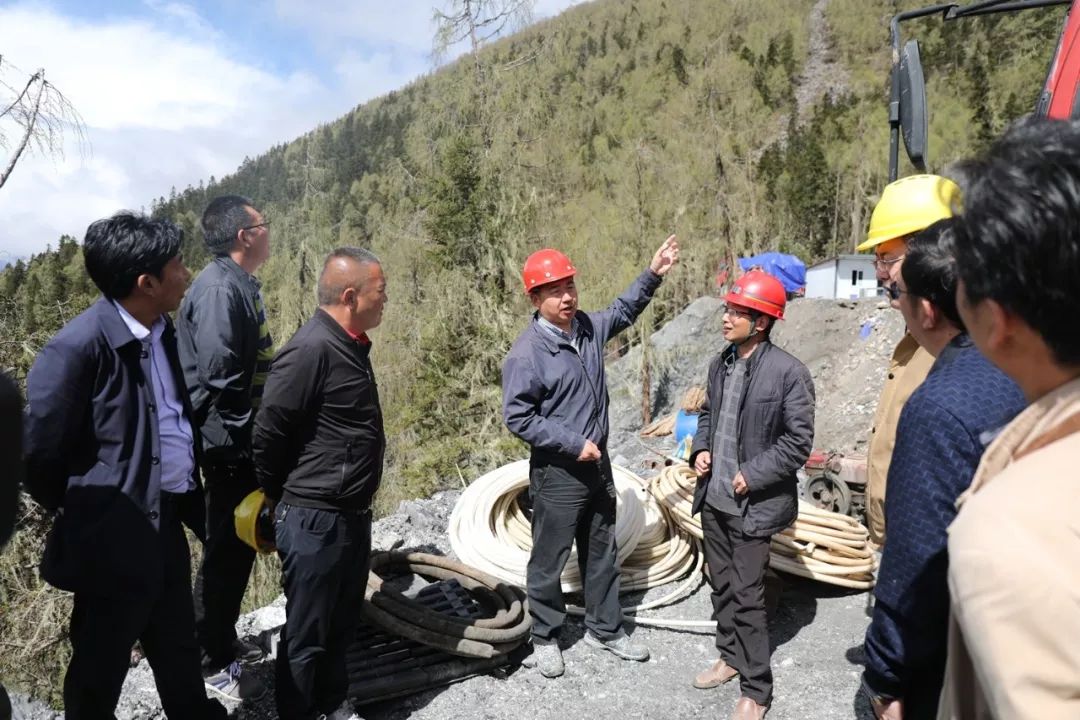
[724,270,787,320]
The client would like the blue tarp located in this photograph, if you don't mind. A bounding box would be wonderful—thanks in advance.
[738,252,807,293]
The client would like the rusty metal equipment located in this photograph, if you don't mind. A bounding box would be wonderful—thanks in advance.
[799,450,867,521]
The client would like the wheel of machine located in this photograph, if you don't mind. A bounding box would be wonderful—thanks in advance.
[803,472,852,516]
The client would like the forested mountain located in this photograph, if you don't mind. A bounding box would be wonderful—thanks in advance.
[0,0,1067,700]
[3,0,1063,500]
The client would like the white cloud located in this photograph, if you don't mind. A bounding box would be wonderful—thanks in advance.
[0,4,346,257]
[143,0,222,40]
[0,0,588,259]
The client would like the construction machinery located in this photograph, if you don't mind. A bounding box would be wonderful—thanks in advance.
[889,0,1080,181]
[799,450,868,520]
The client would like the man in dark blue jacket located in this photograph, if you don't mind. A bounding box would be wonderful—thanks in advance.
[502,236,679,679]
[23,212,226,719]
[861,220,1025,719]
[688,270,815,720]
[177,195,272,698]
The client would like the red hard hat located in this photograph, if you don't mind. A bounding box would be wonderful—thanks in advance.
[522,249,577,294]
[724,270,787,320]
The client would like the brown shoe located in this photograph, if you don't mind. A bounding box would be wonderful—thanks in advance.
[692,659,738,689]
[731,696,768,720]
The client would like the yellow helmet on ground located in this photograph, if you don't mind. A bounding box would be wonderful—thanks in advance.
[235,489,276,553]
[859,174,961,252]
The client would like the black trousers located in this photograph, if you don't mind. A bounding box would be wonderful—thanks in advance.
[527,461,622,644]
[701,504,773,705]
[275,503,371,720]
[193,459,258,670]
[63,493,227,720]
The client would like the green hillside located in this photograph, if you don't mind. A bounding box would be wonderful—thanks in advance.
[0,0,1067,702]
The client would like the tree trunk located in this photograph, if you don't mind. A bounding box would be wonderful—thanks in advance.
[0,71,44,190]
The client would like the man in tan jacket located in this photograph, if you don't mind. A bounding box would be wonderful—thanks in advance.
[860,174,961,546]
[938,117,1080,720]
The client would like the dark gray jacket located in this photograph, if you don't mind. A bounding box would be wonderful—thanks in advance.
[502,268,662,463]
[177,256,263,464]
[690,341,815,538]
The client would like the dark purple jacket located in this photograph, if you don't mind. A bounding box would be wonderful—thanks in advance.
[23,298,207,594]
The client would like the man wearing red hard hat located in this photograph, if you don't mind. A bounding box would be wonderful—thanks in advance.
[687,270,815,720]
[502,235,679,680]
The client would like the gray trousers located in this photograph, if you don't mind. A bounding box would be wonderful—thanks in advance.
[526,461,622,644]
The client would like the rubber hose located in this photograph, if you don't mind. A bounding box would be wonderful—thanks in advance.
[360,551,532,658]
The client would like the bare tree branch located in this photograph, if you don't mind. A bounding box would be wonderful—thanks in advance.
[0,72,36,123]
[0,63,89,191]
[0,71,45,189]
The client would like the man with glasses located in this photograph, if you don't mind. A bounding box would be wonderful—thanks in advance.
[177,195,273,701]
[859,174,960,548]
[860,220,1024,720]
[688,270,815,720]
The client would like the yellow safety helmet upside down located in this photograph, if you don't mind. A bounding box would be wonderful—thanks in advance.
[859,174,961,252]
[235,489,276,554]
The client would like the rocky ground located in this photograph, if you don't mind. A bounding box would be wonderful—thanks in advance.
[12,296,899,720]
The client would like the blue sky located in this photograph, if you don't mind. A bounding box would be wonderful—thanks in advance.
[0,0,585,261]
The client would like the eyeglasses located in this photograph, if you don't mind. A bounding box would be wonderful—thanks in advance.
[873,254,905,271]
[242,220,270,232]
[721,304,755,319]
[883,284,911,301]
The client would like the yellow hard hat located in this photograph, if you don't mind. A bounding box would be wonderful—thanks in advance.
[234,489,276,554]
[859,174,961,252]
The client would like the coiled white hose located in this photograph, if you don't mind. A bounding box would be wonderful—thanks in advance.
[448,460,714,629]
[650,465,878,590]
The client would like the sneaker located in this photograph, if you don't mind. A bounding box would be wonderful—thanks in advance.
[319,700,361,720]
[583,632,650,662]
[234,636,266,663]
[526,643,564,678]
[204,661,268,702]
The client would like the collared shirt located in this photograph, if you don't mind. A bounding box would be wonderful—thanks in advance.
[113,302,195,493]
[537,315,582,353]
[706,353,748,514]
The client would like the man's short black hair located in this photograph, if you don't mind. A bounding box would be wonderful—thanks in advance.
[202,195,255,256]
[83,212,183,300]
[953,116,1080,365]
[902,217,965,332]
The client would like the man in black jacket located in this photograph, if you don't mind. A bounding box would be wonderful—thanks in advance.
[688,270,815,720]
[23,212,226,719]
[253,248,386,720]
[502,236,679,679]
[177,194,272,698]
